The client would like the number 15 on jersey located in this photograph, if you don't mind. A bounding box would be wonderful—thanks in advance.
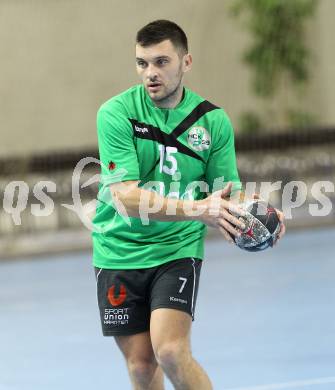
[158,145,178,176]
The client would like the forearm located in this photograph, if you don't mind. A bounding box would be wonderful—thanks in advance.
[110,184,206,222]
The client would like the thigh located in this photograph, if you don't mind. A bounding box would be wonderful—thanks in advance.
[150,258,202,320]
[150,308,192,347]
[95,267,151,336]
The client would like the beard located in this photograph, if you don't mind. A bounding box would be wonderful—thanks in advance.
[148,62,184,106]
[152,77,182,103]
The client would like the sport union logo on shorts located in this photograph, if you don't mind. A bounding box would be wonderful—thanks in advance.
[187,127,211,151]
[107,284,127,306]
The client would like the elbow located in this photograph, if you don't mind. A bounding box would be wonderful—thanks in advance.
[109,181,140,218]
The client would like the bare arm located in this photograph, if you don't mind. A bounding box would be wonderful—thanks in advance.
[110,180,246,241]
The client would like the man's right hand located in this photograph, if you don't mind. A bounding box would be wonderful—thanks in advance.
[198,182,246,244]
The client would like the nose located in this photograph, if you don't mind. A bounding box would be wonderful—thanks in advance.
[146,63,159,81]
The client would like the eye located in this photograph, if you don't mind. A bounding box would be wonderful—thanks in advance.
[136,60,147,68]
[156,58,169,66]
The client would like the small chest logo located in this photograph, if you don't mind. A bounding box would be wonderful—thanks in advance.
[187,127,211,151]
[108,161,116,171]
[135,125,149,134]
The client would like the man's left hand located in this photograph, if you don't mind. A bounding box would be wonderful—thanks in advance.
[274,208,286,245]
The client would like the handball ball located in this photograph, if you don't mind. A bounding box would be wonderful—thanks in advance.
[233,200,280,252]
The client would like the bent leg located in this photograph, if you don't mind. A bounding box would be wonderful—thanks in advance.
[150,308,212,390]
[115,331,164,390]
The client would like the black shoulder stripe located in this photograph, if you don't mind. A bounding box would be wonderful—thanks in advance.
[129,119,167,144]
[129,119,204,162]
[171,100,219,138]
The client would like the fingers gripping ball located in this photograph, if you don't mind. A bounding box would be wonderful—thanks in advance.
[232,200,280,252]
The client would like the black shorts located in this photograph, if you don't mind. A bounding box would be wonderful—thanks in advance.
[94,257,202,336]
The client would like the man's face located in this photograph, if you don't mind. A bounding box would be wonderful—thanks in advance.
[135,39,192,105]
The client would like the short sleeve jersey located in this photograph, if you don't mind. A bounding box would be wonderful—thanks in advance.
[92,84,241,269]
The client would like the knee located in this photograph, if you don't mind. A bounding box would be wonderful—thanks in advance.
[154,342,190,371]
[127,357,157,382]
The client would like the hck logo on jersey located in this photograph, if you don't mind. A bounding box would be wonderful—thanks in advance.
[187,127,211,151]
[107,284,127,306]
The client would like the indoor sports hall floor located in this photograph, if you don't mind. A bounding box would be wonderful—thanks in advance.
[1,227,335,390]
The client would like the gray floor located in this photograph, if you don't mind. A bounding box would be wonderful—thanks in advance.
[1,228,335,390]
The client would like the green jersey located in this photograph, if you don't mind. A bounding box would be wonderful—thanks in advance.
[92,84,240,269]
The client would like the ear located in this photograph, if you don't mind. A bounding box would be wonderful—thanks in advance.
[183,53,192,73]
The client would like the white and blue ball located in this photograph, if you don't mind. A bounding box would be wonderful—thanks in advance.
[233,200,280,252]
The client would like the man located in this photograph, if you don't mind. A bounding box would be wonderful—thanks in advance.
[92,20,285,390]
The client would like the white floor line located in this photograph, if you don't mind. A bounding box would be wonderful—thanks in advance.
[224,376,335,390]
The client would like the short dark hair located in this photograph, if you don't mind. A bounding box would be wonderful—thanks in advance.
[136,20,188,54]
